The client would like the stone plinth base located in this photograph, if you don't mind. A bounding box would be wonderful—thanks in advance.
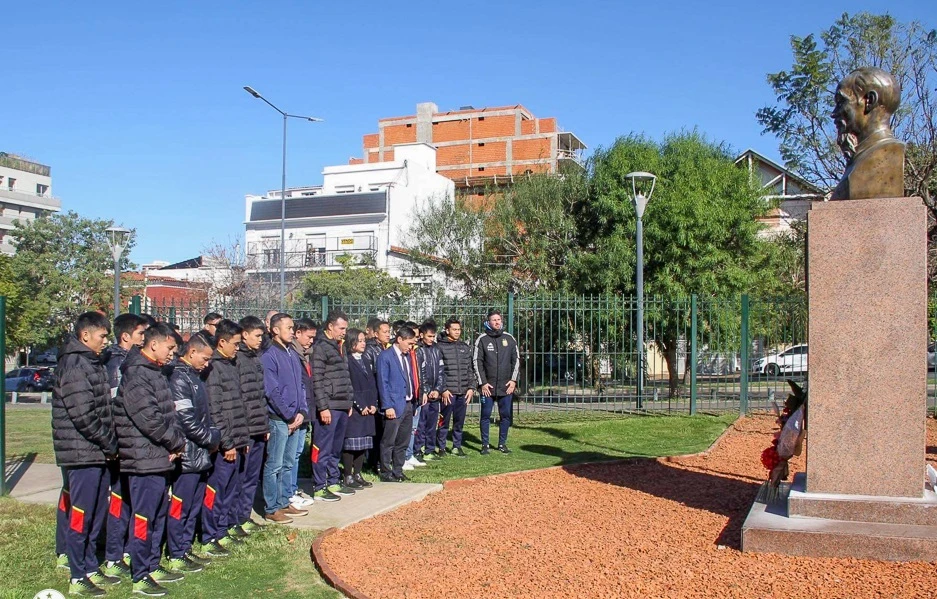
[786,473,937,526]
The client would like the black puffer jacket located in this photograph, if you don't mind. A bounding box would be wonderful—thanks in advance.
[417,343,446,400]
[52,338,118,467]
[311,330,353,411]
[438,337,475,395]
[236,344,269,437]
[113,348,186,474]
[169,361,220,473]
[363,339,384,373]
[473,324,520,397]
[204,350,250,451]
[105,344,130,393]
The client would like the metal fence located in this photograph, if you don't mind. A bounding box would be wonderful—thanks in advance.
[136,292,833,416]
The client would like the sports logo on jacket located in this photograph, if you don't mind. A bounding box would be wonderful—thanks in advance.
[486,343,495,352]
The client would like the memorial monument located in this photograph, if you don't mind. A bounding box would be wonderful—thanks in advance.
[742,68,937,562]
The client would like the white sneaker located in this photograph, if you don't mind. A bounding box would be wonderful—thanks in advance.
[297,490,314,502]
[290,494,313,507]
[402,462,415,471]
[405,456,425,468]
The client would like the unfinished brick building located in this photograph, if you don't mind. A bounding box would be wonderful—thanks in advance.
[351,102,586,193]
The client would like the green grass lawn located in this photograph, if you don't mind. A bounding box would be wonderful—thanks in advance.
[3,405,54,463]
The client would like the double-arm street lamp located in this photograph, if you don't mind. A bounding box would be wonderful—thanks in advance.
[106,226,133,317]
[243,86,323,311]
[626,172,656,408]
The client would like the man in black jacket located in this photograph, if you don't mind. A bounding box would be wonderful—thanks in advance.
[363,319,391,371]
[436,317,475,458]
[100,312,147,580]
[198,312,222,348]
[52,312,121,596]
[113,323,187,594]
[166,333,220,571]
[311,310,356,501]
[414,320,446,461]
[202,319,250,550]
[235,316,270,534]
[474,309,520,455]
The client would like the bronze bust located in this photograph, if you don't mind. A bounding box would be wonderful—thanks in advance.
[830,67,905,200]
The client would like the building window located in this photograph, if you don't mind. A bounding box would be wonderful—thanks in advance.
[7,178,15,191]
[406,123,412,128]
[478,142,485,147]
[262,248,280,267]
[478,167,485,172]
[305,242,326,267]
[36,184,48,197]
[335,184,355,194]
[478,116,485,121]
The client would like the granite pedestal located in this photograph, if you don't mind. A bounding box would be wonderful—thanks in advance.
[742,196,937,562]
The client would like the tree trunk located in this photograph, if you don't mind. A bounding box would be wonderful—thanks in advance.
[662,341,680,398]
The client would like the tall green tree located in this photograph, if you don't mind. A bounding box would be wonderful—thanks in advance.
[0,211,136,351]
[299,253,410,303]
[756,13,937,273]
[575,131,773,394]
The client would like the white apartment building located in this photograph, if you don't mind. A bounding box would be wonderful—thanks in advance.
[0,153,62,254]
[244,143,454,288]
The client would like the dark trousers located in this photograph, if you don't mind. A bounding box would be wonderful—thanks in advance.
[236,436,265,525]
[202,451,239,542]
[414,401,440,454]
[438,395,468,450]
[480,394,513,448]
[56,469,69,555]
[105,460,131,562]
[380,402,414,477]
[312,409,349,491]
[128,472,170,582]
[166,470,206,559]
[63,465,109,580]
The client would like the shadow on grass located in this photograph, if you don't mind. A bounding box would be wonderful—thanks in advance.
[521,443,759,549]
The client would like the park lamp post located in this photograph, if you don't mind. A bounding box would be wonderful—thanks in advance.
[626,171,656,409]
[243,86,323,311]
[106,226,132,317]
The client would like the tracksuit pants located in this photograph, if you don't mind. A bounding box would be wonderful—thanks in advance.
[63,465,109,580]
[480,394,513,448]
[380,402,414,478]
[438,395,468,450]
[105,460,131,562]
[166,470,206,559]
[202,451,239,542]
[312,409,348,491]
[414,401,441,454]
[56,470,69,556]
[128,472,170,583]
[236,436,265,526]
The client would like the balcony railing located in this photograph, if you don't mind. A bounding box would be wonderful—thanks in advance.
[246,237,378,271]
[556,148,584,165]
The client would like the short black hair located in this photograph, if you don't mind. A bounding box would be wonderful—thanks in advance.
[325,310,349,327]
[395,326,416,341]
[269,313,292,331]
[344,328,364,355]
[113,313,146,342]
[295,318,317,333]
[140,313,159,328]
[366,317,383,332]
[170,330,184,348]
[168,322,181,332]
[143,322,174,345]
[214,319,243,344]
[204,312,223,325]
[487,308,502,319]
[391,319,407,331]
[238,315,265,334]
[75,312,111,336]
[419,319,437,335]
[181,332,212,355]
[445,317,462,329]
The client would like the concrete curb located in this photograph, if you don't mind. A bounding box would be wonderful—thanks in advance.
[311,528,372,599]
[662,414,745,462]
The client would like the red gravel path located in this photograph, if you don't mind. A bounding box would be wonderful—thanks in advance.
[321,417,937,599]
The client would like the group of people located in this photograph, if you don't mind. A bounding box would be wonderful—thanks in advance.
[50,306,519,597]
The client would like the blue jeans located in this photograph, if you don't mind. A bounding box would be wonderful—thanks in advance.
[405,405,422,460]
[480,394,513,448]
[262,420,300,513]
[289,424,308,497]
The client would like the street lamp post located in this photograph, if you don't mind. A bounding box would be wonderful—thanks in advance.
[105,226,133,317]
[243,86,322,311]
[626,172,656,409]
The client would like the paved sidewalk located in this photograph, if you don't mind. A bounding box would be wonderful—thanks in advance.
[4,459,442,530]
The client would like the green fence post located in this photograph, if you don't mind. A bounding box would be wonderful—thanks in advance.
[507,291,515,335]
[0,296,6,496]
[130,295,141,315]
[168,306,176,325]
[690,294,698,416]
[740,294,750,415]
[321,296,329,323]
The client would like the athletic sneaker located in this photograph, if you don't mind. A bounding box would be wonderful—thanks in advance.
[413,452,428,464]
[313,488,341,502]
[289,493,314,507]
[451,447,467,457]
[103,558,132,578]
[241,520,263,533]
[227,525,249,539]
[328,483,355,496]
[166,556,202,573]
[402,462,415,471]
[480,445,490,455]
[498,445,512,454]
[432,449,447,459]
[184,552,211,567]
[405,456,426,468]
[57,553,69,570]
[132,575,169,596]
[69,576,106,597]
[87,569,121,586]
[150,565,184,583]
[419,451,436,461]
[217,535,243,548]
[353,473,373,488]
[202,541,229,557]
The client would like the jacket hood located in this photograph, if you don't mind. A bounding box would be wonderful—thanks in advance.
[61,337,105,361]
[120,345,162,373]
[483,322,503,337]
[237,343,259,358]
[173,360,200,377]
[315,329,342,351]
[211,348,236,363]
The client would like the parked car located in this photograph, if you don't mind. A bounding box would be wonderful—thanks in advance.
[30,349,59,365]
[5,367,55,392]
[752,344,808,376]
[928,342,936,371]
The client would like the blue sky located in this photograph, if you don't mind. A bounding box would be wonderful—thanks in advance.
[3,0,928,264]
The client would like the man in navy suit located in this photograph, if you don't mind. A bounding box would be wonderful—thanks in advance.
[376,326,422,482]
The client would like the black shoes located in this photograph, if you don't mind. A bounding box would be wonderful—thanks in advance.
[480,445,490,455]
[451,447,467,457]
[498,445,512,454]
[378,473,399,483]
[343,475,364,490]
[396,473,411,482]
[354,473,373,488]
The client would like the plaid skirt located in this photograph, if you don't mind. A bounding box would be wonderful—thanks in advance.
[343,435,374,451]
